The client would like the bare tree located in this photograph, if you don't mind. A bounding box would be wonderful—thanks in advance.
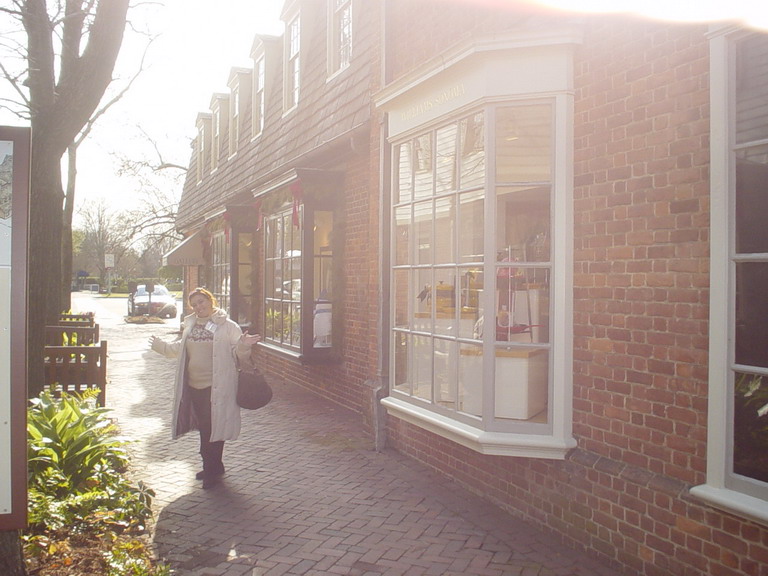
[78,199,135,285]
[0,1,130,397]
[115,127,186,249]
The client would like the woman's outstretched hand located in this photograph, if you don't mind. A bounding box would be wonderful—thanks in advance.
[240,333,262,347]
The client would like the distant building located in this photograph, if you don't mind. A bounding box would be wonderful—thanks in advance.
[166,1,768,573]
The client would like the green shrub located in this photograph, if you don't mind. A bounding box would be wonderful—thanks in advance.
[26,391,154,534]
[24,391,171,574]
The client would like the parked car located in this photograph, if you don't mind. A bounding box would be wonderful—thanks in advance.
[127,284,177,318]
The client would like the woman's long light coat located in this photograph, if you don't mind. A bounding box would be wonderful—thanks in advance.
[151,308,251,441]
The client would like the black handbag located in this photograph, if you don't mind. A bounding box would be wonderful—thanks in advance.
[236,368,273,410]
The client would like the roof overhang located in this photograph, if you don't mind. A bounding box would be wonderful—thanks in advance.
[163,232,205,267]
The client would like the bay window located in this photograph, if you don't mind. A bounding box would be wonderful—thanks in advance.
[387,98,572,457]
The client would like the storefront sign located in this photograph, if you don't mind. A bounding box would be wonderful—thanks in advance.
[0,126,30,529]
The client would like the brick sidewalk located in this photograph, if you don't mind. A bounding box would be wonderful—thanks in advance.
[103,319,626,576]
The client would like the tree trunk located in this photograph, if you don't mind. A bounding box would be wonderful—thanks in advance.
[0,530,27,576]
[60,147,77,312]
[27,152,64,398]
[22,0,131,398]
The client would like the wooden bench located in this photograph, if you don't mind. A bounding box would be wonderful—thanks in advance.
[45,324,100,346]
[59,312,96,327]
[44,340,108,406]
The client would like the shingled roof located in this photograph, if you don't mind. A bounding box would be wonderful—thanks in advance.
[176,1,378,231]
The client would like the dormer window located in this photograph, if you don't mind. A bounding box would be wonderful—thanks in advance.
[229,68,252,156]
[195,113,211,183]
[252,53,266,137]
[230,85,240,154]
[284,11,301,111]
[210,94,229,171]
[329,0,352,75]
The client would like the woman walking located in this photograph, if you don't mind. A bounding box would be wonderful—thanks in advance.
[150,287,260,488]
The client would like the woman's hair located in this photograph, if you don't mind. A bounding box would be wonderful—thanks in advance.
[188,287,218,308]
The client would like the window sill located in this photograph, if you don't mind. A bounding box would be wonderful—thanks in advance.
[259,341,342,365]
[381,396,575,459]
[690,484,768,527]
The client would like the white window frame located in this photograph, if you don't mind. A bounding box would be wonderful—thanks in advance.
[328,0,352,77]
[264,206,304,352]
[229,82,240,156]
[211,230,230,313]
[383,96,575,459]
[284,11,301,112]
[211,106,220,172]
[691,26,768,527]
[252,53,266,138]
[195,114,211,184]
[197,124,206,183]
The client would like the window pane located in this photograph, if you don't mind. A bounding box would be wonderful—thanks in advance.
[458,266,483,340]
[435,123,457,194]
[459,343,483,417]
[289,302,301,346]
[495,347,548,421]
[434,196,455,264]
[458,190,484,264]
[415,200,432,265]
[497,185,551,263]
[496,105,552,183]
[735,262,768,368]
[413,335,433,401]
[434,268,456,337]
[266,216,278,257]
[415,268,432,327]
[736,34,768,145]
[434,338,457,409]
[460,113,485,189]
[265,259,275,298]
[393,269,410,330]
[266,302,278,341]
[733,371,768,483]
[393,331,410,394]
[495,268,549,344]
[313,210,333,348]
[395,205,411,266]
[414,134,433,199]
[735,147,768,254]
[396,142,413,204]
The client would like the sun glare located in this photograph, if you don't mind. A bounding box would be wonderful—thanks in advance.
[531,0,768,29]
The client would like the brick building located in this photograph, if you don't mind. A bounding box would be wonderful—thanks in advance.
[166,1,768,574]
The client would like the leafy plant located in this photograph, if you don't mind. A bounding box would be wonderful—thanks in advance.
[105,539,173,576]
[24,390,170,575]
[734,372,768,482]
[28,390,128,497]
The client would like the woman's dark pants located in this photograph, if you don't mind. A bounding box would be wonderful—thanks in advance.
[188,386,225,475]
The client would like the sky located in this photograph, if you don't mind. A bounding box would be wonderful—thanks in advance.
[0,0,767,220]
[1,0,285,218]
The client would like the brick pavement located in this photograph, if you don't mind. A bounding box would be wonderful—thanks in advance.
[96,303,626,576]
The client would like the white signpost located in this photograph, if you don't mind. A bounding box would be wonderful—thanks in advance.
[0,127,31,530]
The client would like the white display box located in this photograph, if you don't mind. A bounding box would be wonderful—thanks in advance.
[460,347,547,420]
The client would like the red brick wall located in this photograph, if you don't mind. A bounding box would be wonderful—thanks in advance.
[573,18,711,486]
[382,6,768,576]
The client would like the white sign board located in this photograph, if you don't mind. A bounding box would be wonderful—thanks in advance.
[0,127,30,529]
